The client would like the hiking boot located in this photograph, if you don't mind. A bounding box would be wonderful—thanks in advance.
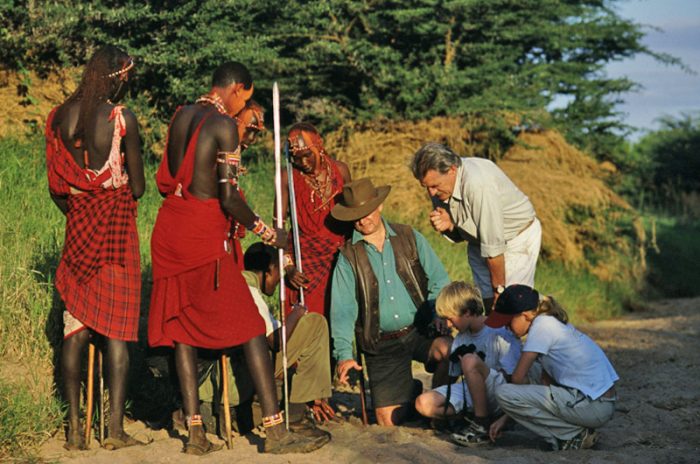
[450,420,490,448]
[264,429,327,454]
[289,415,331,446]
[556,428,599,451]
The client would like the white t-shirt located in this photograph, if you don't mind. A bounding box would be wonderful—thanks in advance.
[247,285,280,336]
[523,315,619,400]
[448,325,521,377]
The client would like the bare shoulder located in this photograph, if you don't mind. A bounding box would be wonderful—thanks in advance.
[202,112,237,135]
[333,158,352,183]
[119,106,138,127]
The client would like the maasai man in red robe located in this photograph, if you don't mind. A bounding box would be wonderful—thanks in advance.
[46,46,145,451]
[280,123,352,318]
[148,62,325,455]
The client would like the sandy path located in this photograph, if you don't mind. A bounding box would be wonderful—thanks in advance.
[40,297,700,463]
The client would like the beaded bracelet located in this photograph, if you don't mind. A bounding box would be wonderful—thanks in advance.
[261,411,284,428]
[187,414,203,429]
[283,253,294,268]
[218,177,238,186]
[216,150,241,167]
[248,216,276,245]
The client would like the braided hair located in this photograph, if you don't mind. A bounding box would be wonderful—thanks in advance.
[63,45,133,147]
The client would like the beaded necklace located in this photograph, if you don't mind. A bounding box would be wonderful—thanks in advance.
[302,154,337,212]
[196,93,227,115]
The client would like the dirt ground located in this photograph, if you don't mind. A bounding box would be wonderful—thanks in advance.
[38,297,700,463]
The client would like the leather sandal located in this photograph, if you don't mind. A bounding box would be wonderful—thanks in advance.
[102,433,147,450]
[64,429,87,451]
[183,439,223,456]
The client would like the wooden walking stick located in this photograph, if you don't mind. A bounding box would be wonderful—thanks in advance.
[221,354,233,449]
[84,342,95,446]
[358,353,369,426]
[99,349,105,445]
[285,142,304,306]
[273,82,290,429]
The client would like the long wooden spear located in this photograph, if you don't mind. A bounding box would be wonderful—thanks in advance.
[273,82,290,429]
[285,143,305,306]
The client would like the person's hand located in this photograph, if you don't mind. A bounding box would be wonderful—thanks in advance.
[285,267,310,289]
[540,369,553,386]
[433,317,449,335]
[489,414,508,442]
[429,207,454,233]
[269,228,288,248]
[291,303,308,316]
[310,398,338,423]
[336,359,363,386]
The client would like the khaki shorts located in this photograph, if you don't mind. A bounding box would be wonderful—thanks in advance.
[433,369,506,414]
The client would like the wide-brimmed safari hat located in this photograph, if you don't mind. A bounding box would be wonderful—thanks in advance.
[331,178,391,222]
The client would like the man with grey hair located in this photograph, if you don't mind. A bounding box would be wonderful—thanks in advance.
[410,143,541,312]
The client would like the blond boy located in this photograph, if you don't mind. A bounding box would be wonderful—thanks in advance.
[414,281,520,446]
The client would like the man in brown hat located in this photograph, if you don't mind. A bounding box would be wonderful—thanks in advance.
[329,178,452,426]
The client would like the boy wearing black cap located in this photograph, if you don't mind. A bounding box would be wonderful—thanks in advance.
[486,285,619,451]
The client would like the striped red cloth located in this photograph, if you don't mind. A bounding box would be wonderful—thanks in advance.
[46,105,141,341]
[286,157,349,316]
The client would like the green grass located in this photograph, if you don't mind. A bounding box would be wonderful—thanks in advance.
[0,381,64,459]
[0,133,658,456]
[644,216,700,298]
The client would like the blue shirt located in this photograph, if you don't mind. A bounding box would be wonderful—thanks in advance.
[524,315,619,400]
[331,219,450,361]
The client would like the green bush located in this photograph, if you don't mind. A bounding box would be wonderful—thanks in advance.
[2,0,679,159]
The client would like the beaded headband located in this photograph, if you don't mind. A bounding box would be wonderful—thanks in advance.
[105,58,135,78]
[288,129,325,156]
[235,106,265,132]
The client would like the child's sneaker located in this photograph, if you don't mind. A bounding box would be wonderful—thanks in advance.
[556,428,599,451]
[450,420,490,447]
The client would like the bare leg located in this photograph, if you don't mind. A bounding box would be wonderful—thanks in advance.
[243,335,284,438]
[375,404,410,426]
[428,336,451,388]
[174,342,208,448]
[61,329,90,449]
[244,334,326,453]
[460,354,490,422]
[415,391,456,419]
[105,338,129,438]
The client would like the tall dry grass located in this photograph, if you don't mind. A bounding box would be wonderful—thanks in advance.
[326,118,645,284]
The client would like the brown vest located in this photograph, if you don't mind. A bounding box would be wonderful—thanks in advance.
[338,222,429,354]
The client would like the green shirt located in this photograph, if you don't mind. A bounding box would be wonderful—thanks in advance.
[330,219,449,361]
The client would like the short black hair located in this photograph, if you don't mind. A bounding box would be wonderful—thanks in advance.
[243,242,277,273]
[212,61,252,89]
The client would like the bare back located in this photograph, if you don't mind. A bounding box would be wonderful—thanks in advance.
[52,100,145,198]
[166,104,256,225]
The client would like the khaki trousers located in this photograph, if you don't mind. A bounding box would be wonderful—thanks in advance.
[496,383,615,446]
[274,312,332,403]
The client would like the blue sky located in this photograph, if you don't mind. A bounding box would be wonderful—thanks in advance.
[606,0,700,137]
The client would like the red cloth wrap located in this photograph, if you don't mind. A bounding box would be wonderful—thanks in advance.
[286,157,348,316]
[46,106,141,341]
[148,111,264,349]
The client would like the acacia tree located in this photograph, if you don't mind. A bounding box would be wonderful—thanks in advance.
[2,0,681,158]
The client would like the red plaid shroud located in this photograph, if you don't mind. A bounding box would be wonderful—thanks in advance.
[286,158,349,316]
[46,107,137,284]
[46,106,141,341]
[149,110,264,349]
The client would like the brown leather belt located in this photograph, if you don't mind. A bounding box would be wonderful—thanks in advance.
[601,387,616,399]
[379,325,414,341]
